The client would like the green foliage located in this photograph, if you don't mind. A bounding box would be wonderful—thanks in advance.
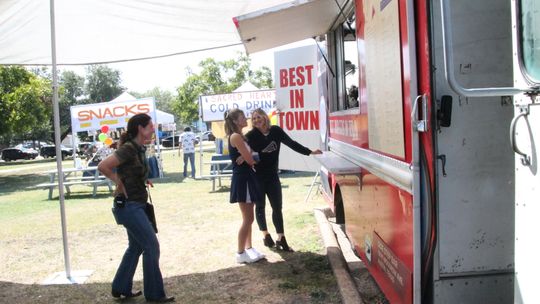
[60,70,85,104]
[0,66,52,144]
[174,53,274,125]
[58,70,86,139]
[85,65,125,103]
[131,87,177,121]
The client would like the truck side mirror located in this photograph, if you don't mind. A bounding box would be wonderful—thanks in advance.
[438,95,452,127]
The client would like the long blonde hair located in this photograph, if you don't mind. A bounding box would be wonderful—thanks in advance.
[224,108,245,136]
[251,108,271,130]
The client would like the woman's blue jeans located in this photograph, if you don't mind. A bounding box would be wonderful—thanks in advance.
[111,201,165,300]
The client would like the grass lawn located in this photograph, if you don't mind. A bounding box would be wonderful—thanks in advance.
[0,148,340,303]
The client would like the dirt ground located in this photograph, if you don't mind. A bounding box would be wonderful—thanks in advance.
[0,157,342,304]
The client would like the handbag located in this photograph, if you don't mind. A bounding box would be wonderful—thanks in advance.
[145,187,158,233]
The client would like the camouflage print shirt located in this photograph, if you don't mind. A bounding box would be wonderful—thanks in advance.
[114,140,149,203]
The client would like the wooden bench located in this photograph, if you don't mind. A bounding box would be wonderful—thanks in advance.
[36,178,112,200]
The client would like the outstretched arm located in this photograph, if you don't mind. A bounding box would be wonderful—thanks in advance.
[278,127,318,156]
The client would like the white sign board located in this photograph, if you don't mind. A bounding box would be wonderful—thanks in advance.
[199,90,276,122]
[70,98,157,133]
[275,44,322,172]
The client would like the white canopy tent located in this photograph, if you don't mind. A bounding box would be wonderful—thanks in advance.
[110,92,175,125]
[1,0,300,283]
[0,0,294,65]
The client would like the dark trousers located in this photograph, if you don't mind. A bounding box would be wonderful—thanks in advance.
[255,174,284,234]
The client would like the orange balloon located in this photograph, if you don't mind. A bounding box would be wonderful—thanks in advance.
[104,138,113,146]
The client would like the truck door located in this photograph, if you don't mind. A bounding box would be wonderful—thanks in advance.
[438,0,538,302]
[511,1,540,302]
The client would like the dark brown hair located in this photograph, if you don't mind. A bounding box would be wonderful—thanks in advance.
[119,113,152,146]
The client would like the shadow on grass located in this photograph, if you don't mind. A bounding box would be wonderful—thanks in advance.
[0,158,55,168]
[53,192,113,201]
[0,252,340,304]
[0,173,49,195]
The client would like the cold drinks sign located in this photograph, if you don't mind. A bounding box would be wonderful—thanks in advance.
[275,44,322,172]
[199,89,276,122]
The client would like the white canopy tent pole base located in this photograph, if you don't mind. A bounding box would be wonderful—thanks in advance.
[42,269,93,285]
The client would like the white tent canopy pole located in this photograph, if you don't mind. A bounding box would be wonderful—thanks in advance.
[50,0,72,281]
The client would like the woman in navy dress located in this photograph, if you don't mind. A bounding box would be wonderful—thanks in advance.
[223,108,265,264]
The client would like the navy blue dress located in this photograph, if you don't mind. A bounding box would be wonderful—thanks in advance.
[229,137,262,204]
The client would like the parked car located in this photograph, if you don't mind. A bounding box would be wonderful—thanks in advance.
[1,147,38,161]
[162,134,200,148]
[15,141,51,150]
[197,131,215,142]
[40,145,74,159]
[161,135,181,148]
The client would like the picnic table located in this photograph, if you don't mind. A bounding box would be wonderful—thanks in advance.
[36,166,113,199]
[200,155,233,191]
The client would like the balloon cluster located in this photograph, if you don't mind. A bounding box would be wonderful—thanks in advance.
[98,125,113,146]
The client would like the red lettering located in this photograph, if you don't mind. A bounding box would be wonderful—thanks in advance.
[278,110,319,130]
[280,65,315,88]
[296,66,305,86]
[285,112,294,130]
[294,111,308,130]
[279,112,285,127]
[305,65,314,85]
[279,69,288,87]
[288,68,296,86]
[293,89,304,108]
[310,110,319,129]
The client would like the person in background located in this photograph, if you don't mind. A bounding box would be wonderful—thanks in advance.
[245,108,322,251]
[98,113,174,303]
[179,127,196,178]
[224,108,265,264]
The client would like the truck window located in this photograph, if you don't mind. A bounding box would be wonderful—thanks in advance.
[520,0,540,83]
[328,11,359,112]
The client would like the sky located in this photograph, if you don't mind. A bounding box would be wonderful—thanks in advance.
[62,39,316,94]
[63,44,277,94]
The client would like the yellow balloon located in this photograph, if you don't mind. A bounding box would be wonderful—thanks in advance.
[269,109,278,125]
[104,138,113,146]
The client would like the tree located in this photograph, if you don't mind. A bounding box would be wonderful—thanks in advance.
[57,70,86,140]
[131,87,176,116]
[173,53,274,125]
[85,65,125,103]
[0,66,52,145]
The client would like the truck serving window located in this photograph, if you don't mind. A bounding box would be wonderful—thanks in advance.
[328,11,359,112]
[520,0,540,83]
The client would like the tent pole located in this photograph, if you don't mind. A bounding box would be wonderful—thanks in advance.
[50,0,71,279]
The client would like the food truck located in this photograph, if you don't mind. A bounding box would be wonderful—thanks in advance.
[235,0,539,303]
